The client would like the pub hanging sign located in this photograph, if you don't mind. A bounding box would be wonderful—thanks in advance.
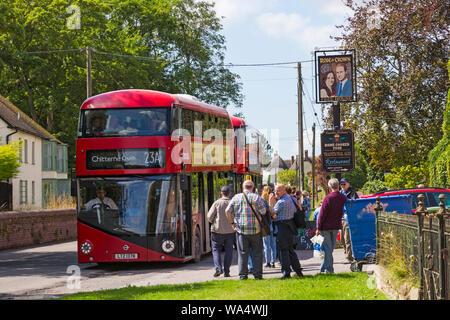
[321,129,354,173]
[314,49,357,104]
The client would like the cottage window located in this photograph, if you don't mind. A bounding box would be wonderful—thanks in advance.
[20,180,28,204]
[43,143,52,170]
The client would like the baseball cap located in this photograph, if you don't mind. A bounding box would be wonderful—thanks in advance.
[340,178,349,184]
[221,186,231,193]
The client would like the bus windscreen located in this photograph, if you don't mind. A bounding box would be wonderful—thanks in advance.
[78,175,177,236]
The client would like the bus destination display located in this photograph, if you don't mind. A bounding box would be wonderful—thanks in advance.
[87,148,165,170]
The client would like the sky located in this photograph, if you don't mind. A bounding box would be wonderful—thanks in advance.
[206,0,356,161]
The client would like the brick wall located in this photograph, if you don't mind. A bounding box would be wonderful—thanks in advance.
[0,209,76,250]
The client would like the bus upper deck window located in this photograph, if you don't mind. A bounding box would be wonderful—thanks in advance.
[82,108,169,138]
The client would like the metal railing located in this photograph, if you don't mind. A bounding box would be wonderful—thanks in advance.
[375,194,449,300]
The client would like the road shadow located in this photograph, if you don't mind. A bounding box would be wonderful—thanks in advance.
[296,249,314,260]
[0,251,79,278]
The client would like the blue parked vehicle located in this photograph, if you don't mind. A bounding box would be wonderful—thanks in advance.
[344,195,413,271]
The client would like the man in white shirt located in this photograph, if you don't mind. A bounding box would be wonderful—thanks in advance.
[82,187,118,210]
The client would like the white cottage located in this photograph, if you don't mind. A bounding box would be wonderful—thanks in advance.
[0,95,69,210]
[262,152,290,185]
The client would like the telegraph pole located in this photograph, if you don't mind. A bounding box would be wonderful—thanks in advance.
[332,101,340,130]
[297,62,304,191]
[86,46,92,98]
[312,122,316,209]
[332,101,341,181]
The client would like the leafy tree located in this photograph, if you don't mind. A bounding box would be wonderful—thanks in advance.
[303,175,312,194]
[260,134,273,167]
[384,164,429,190]
[428,60,449,188]
[310,156,331,195]
[166,0,243,108]
[336,0,448,174]
[277,169,297,187]
[0,0,243,170]
[0,140,21,181]
[361,179,387,195]
[342,143,369,190]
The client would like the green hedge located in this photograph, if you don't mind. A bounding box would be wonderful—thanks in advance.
[428,60,450,188]
[428,139,449,187]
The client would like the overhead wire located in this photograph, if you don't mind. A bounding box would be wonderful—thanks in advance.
[224,59,313,67]
[303,110,312,147]
[92,48,165,63]
[301,78,324,131]
[19,48,328,132]
[242,77,298,82]
[20,47,315,68]
[19,48,85,55]
[92,54,126,90]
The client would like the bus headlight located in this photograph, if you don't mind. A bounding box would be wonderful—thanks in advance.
[162,240,175,253]
[81,241,93,255]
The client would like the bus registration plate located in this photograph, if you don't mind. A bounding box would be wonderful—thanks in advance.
[114,253,138,260]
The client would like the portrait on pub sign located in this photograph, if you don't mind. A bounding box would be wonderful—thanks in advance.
[317,54,355,103]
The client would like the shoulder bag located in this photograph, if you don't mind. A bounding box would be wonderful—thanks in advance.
[243,192,270,237]
[290,196,306,229]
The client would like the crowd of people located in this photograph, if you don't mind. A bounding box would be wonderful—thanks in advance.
[207,177,356,279]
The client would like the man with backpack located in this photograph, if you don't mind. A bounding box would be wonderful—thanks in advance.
[269,184,304,279]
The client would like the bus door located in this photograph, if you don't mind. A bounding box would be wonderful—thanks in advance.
[190,172,205,260]
[236,174,245,193]
[149,176,184,260]
[199,172,209,253]
[180,174,192,257]
[204,172,215,253]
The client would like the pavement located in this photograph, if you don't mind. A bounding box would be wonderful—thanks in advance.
[0,240,372,299]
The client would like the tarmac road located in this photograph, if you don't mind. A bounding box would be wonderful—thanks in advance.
[0,240,357,299]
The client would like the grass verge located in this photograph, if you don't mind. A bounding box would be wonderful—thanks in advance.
[61,272,387,300]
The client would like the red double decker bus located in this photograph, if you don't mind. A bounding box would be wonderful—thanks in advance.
[231,116,263,188]
[76,89,239,263]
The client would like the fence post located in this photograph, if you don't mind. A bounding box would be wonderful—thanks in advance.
[436,194,448,300]
[415,194,427,300]
[374,196,382,261]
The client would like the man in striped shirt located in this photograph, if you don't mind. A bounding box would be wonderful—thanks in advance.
[226,180,267,280]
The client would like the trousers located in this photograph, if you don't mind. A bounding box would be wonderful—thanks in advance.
[211,232,235,274]
[263,232,277,263]
[236,232,263,279]
[320,230,339,273]
[276,220,302,276]
[341,219,353,260]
